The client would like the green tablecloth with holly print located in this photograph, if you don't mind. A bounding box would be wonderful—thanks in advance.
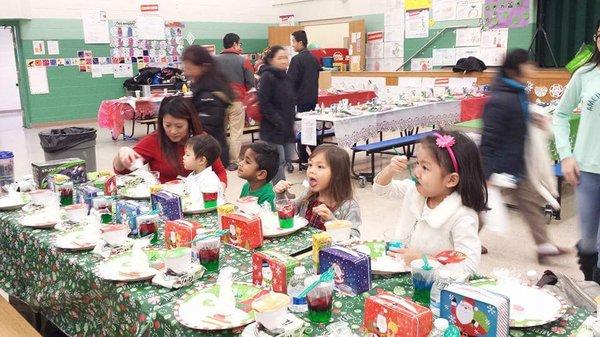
[150,264,589,337]
[0,208,318,336]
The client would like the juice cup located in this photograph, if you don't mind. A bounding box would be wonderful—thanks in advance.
[305,277,334,323]
[410,259,441,306]
[55,181,74,206]
[276,199,295,229]
[202,185,218,209]
[193,236,221,272]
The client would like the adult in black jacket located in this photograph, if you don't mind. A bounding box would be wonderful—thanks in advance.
[258,45,297,184]
[288,30,323,166]
[182,45,235,166]
[480,49,565,262]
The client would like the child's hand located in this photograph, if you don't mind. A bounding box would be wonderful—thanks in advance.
[387,247,421,264]
[386,155,408,174]
[312,204,334,222]
[273,180,292,194]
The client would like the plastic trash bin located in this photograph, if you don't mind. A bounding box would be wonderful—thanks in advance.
[39,127,97,171]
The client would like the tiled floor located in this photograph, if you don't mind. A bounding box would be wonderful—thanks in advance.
[1,111,581,280]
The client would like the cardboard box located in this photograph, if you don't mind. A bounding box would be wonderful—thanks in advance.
[31,158,87,188]
[312,232,332,273]
[221,213,263,250]
[364,291,433,337]
[252,250,298,293]
[115,200,150,235]
[319,245,371,295]
[164,219,204,249]
[151,190,183,221]
[440,283,510,337]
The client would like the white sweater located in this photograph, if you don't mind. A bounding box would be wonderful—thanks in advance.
[373,177,481,274]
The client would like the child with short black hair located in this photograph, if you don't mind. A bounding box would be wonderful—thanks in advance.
[237,142,280,210]
[183,134,225,204]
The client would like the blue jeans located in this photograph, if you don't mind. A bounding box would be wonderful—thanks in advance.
[576,172,600,265]
[264,141,297,184]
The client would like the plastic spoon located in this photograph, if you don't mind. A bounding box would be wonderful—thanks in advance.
[297,267,334,298]
[392,147,417,183]
[422,254,433,271]
[188,229,228,244]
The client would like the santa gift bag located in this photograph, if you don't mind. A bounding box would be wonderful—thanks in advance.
[440,283,510,337]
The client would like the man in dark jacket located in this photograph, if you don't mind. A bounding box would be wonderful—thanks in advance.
[215,33,255,170]
[288,30,322,166]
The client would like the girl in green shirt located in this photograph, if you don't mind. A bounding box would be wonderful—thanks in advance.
[553,21,600,283]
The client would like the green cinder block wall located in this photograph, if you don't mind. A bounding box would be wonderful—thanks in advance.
[17,19,270,127]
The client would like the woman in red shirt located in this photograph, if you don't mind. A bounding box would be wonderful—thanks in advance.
[113,96,228,185]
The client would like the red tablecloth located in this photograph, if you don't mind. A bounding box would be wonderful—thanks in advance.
[97,98,162,138]
[460,95,489,121]
[318,90,377,107]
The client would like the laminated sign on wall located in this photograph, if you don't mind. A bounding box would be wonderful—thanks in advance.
[81,10,109,44]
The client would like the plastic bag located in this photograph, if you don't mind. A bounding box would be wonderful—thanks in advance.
[38,127,97,153]
[481,185,510,234]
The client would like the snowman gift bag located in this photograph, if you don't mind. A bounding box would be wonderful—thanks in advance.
[440,283,510,337]
[363,291,433,337]
[318,246,371,296]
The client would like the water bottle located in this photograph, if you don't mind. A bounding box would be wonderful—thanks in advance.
[287,266,308,313]
[430,269,452,316]
[428,318,449,337]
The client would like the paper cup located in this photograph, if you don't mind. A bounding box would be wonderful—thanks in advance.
[164,247,192,274]
[252,292,290,331]
[100,223,130,246]
[324,220,352,242]
[65,204,88,222]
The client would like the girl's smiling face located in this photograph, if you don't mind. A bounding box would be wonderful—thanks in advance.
[306,152,332,194]
[413,145,459,202]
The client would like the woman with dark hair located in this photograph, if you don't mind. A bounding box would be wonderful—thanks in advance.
[257,45,297,183]
[554,21,600,282]
[480,48,565,262]
[113,96,227,184]
[182,45,235,166]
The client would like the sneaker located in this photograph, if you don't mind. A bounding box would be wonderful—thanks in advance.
[227,163,238,171]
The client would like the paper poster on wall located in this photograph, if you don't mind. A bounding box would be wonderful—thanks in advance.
[91,65,103,78]
[432,48,456,66]
[27,67,49,94]
[101,64,115,75]
[398,77,423,88]
[455,47,481,60]
[483,0,530,29]
[480,47,506,66]
[382,57,404,71]
[456,0,483,19]
[385,8,405,26]
[46,41,60,55]
[113,63,134,78]
[32,41,45,55]
[432,0,457,21]
[411,58,433,71]
[366,42,384,59]
[384,42,404,58]
[481,28,508,48]
[405,10,429,38]
[406,0,432,11]
[455,27,481,46]
[81,10,109,44]
[386,0,404,9]
[366,58,384,71]
[136,15,165,40]
[384,25,404,42]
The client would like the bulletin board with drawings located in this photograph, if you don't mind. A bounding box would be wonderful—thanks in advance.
[366,0,536,72]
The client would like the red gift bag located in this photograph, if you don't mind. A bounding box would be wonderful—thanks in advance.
[460,96,489,122]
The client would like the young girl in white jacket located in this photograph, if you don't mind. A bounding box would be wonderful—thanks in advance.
[373,131,487,274]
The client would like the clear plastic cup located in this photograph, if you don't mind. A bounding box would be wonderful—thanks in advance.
[193,236,221,272]
[410,259,441,306]
[276,199,295,229]
[305,277,334,323]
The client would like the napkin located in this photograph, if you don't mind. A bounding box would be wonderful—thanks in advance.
[151,264,205,289]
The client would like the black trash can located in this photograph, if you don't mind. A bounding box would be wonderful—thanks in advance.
[39,127,98,171]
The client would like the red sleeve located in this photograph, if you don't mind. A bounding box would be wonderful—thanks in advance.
[212,157,228,186]
[113,133,156,175]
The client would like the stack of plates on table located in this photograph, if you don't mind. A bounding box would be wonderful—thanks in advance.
[260,213,309,238]
[351,240,408,274]
[95,252,160,282]
[174,282,268,330]
[0,192,30,211]
[53,227,101,251]
[470,279,568,327]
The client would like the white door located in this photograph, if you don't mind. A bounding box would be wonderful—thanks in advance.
[0,27,21,111]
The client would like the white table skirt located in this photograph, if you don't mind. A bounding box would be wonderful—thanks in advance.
[298,100,462,148]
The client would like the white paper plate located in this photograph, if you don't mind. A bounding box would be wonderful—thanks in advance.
[95,253,159,282]
[175,282,267,331]
[262,216,309,238]
[0,193,30,211]
[352,241,409,274]
[471,279,568,327]
[53,229,101,251]
[118,189,151,200]
[20,213,60,229]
